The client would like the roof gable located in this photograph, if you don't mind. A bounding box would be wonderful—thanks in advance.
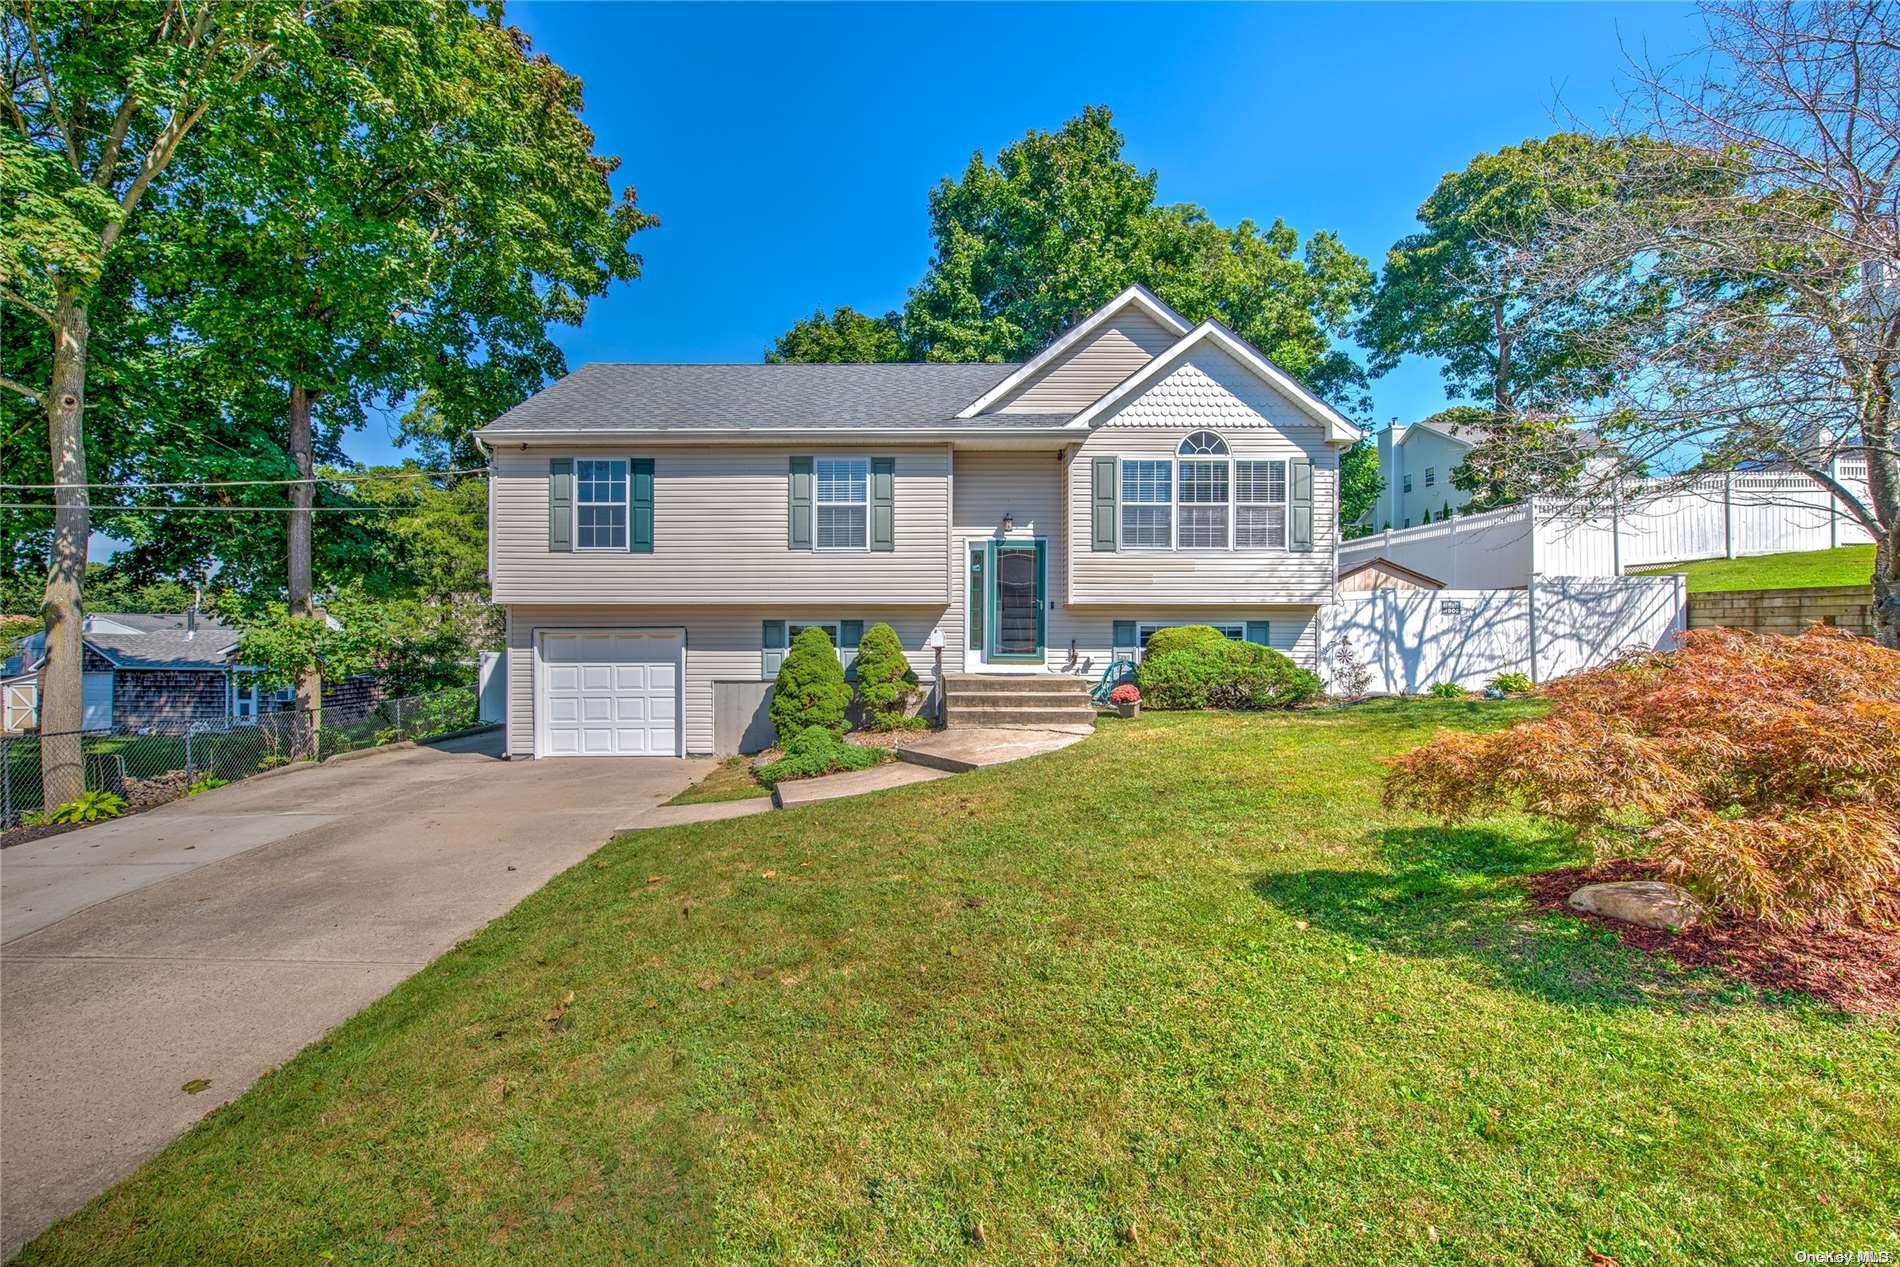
[1070,322,1362,445]
[956,285,1190,418]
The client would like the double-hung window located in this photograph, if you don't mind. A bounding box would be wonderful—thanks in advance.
[1424,466,1436,488]
[1235,460,1287,548]
[1176,430,1229,550]
[575,458,628,550]
[1120,460,1172,548]
[815,457,869,550]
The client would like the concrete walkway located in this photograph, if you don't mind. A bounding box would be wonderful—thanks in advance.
[0,732,706,1258]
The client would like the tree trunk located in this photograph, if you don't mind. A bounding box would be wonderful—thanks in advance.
[38,294,92,809]
[287,383,321,753]
[1874,524,1899,650]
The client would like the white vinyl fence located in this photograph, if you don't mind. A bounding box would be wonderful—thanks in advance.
[1343,460,1875,586]
[1318,575,1687,695]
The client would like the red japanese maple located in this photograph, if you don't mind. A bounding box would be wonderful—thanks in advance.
[1383,625,1900,928]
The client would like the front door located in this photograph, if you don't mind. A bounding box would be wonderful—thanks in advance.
[976,539,1045,665]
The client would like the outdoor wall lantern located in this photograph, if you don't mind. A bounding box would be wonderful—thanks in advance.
[1001,511,1015,534]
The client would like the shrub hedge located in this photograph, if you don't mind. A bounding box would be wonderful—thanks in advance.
[757,725,881,787]
[853,622,920,729]
[1135,632,1322,711]
[769,626,851,737]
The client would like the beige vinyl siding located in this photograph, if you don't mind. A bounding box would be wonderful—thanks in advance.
[1066,346,1340,607]
[938,451,1323,673]
[993,305,1177,413]
[489,445,950,605]
[942,451,1084,673]
[504,605,946,757]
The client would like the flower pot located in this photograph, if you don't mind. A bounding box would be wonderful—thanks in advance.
[1116,700,1140,719]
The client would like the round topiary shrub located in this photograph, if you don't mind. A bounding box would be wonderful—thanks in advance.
[1136,638,1322,710]
[769,626,852,738]
[1141,624,1230,658]
[853,622,919,729]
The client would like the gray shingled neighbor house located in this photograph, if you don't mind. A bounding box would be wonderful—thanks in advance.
[3,611,382,734]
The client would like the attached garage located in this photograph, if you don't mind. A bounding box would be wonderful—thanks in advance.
[535,629,683,757]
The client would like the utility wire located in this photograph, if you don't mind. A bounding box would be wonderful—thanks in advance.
[0,503,422,513]
[1,466,489,491]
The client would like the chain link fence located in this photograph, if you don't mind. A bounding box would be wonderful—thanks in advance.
[3,686,480,829]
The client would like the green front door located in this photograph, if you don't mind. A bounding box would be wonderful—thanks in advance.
[986,540,1045,662]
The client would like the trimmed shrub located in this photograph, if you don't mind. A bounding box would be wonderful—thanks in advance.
[854,622,920,729]
[1488,671,1534,696]
[1383,625,1900,928]
[1427,681,1469,698]
[1142,624,1229,658]
[1136,639,1322,711]
[769,626,852,738]
[757,725,882,787]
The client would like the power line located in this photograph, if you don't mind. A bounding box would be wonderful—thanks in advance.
[0,503,423,514]
[0,466,489,492]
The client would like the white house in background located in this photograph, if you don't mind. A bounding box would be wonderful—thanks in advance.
[474,286,1361,759]
[1363,415,1480,530]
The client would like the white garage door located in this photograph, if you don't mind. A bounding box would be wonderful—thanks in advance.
[538,631,681,757]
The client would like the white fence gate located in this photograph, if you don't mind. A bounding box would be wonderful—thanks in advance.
[1318,575,1687,695]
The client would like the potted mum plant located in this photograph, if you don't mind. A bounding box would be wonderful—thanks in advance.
[1108,682,1141,718]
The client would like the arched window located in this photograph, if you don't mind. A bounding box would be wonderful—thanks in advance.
[1178,430,1228,456]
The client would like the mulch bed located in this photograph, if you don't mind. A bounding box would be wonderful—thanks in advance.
[1523,859,1899,1015]
[0,820,83,849]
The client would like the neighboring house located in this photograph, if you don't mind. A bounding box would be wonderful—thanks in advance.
[9,612,263,732]
[1363,415,1480,530]
[5,610,383,733]
[475,285,1361,759]
[1337,557,1444,592]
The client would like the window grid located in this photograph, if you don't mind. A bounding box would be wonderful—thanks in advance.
[1120,459,1172,549]
[575,458,628,550]
[1135,622,1245,661]
[814,457,870,550]
[1235,459,1287,548]
[1177,460,1229,550]
[1425,467,1436,487]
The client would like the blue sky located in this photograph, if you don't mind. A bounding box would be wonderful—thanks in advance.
[346,1,1703,465]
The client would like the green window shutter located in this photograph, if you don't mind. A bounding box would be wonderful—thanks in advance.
[839,619,864,681]
[1112,620,1137,660]
[1245,620,1270,646]
[1091,456,1118,551]
[870,457,895,552]
[629,458,654,553]
[761,620,787,679]
[1290,460,1314,552]
[788,456,813,550]
[548,458,572,552]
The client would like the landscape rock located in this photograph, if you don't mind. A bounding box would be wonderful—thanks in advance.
[1567,880,1705,931]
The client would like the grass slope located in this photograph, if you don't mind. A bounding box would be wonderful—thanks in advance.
[20,702,1897,1265]
[665,756,772,806]
[1632,544,1875,593]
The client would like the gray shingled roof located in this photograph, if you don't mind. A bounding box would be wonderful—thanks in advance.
[476,362,1073,434]
[88,621,241,670]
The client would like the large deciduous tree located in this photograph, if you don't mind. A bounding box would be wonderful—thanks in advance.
[1510,0,1899,646]
[136,3,649,735]
[1359,132,1679,424]
[768,106,1373,408]
[3,0,304,805]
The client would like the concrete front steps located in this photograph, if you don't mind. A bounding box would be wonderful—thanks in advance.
[941,673,1096,730]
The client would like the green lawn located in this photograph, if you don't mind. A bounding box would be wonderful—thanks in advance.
[666,755,772,805]
[1632,544,1876,593]
[20,702,1896,1265]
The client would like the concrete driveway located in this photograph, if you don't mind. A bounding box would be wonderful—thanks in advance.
[0,731,706,1258]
